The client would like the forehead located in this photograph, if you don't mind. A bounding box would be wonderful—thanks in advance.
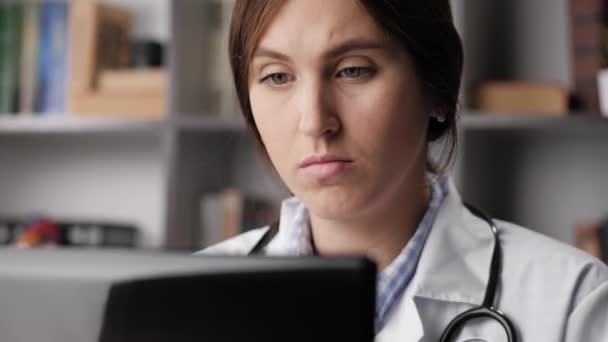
[256,0,389,55]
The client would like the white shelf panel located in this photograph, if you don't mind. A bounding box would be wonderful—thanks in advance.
[0,115,166,134]
[460,112,608,133]
[174,114,246,132]
[175,112,608,134]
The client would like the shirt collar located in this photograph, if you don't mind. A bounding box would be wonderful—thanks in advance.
[281,174,446,256]
[374,174,447,332]
[273,174,449,332]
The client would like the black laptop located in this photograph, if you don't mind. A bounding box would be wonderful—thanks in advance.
[0,249,376,342]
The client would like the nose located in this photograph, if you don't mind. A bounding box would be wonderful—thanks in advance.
[296,78,341,138]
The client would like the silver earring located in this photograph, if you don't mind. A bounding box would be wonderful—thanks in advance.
[437,115,446,123]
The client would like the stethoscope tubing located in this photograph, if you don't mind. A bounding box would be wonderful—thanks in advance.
[438,204,517,342]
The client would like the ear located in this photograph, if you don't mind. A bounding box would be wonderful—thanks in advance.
[429,111,446,123]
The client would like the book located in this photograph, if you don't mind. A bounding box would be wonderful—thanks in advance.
[575,222,604,260]
[19,3,40,114]
[59,222,137,248]
[198,189,279,248]
[199,189,243,247]
[476,81,568,115]
[0,219,18,244]
[569,0,604,112]
[0,3,22,114]
[97,68,167,96]
[0,217,138,248]
[575,220,608,264]
[69,93,166,118]
[67,0,131,113]
[36,2,69,114]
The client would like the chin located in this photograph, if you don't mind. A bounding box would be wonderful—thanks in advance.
[298,186,369,221]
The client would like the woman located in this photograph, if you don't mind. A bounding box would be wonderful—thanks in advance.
[200,0,608,341]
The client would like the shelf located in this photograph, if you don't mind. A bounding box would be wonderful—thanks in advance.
[176,112,608,134]
[6,112,605,135]
[460,112,608,133]
[0,115,166,134]
[174,114,246,132]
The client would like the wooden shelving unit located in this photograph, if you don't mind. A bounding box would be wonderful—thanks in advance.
[3,111,608,135]
[2,0,607,250]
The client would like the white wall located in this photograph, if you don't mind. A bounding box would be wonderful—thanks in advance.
[0,135,165,247]
[458,129,608,245]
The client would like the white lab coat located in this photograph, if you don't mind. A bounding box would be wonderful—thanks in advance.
[200,178,608,341]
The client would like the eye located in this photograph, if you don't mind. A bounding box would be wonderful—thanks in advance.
[337,67,374,80]
[259,73,293,86]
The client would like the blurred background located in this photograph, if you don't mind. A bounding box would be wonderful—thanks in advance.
[0,0,606,263]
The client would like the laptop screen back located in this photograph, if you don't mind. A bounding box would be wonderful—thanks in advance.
[0,249,376,342]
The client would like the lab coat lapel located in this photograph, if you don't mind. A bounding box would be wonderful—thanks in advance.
[376,294,424,342]
[409,178,495,337]
[374,294,424,342]
[377,178,494,341]
[415,178,494,303]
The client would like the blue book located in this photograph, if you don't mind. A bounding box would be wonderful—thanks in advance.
[0,4,22,115]
[36,2,68,114]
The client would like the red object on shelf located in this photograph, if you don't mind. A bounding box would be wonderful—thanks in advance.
[13,219,61,248]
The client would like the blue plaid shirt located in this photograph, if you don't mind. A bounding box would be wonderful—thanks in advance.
[285,174,448,333]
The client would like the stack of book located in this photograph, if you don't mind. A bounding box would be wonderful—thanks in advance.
[0,216,138,248]
[0,0,166,118]
[0,2,70,115]
[198,189,280,248]
[569,0,604,112]
[475,81,568,115]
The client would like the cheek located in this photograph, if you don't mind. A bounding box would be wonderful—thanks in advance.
[345,73,428,153]
[251,88,284,144]
[249,88,296,177]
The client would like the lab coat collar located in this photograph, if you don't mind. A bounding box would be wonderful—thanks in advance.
[411,177,494,306]
[266,178,494,341]
[268,179,493,306]
[267,179,494,305]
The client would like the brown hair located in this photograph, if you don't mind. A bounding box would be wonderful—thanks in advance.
[229,0,463,172]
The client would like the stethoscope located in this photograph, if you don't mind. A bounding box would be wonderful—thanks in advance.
[248,203,518,342]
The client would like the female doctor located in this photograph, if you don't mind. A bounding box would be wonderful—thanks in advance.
[200,0,608,341]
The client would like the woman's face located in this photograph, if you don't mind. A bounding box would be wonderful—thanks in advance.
[249,0,430,221]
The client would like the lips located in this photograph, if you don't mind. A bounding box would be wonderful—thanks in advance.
[298,155,353,179]
[299,155,351,167]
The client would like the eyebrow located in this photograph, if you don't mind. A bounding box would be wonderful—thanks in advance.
[253,38,388,62]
